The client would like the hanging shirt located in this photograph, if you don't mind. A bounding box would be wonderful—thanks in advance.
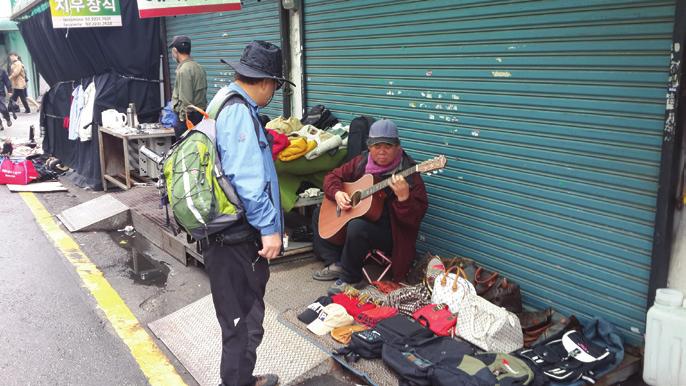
[78,82,96,142]
[68,85,84,141]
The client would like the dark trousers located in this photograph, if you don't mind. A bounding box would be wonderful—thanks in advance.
[0,99,9,122]
[312,205,393,283]
[11,89,29,113]
[204,239,269,386]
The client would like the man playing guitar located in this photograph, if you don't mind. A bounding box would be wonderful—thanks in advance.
[312,119,429,293]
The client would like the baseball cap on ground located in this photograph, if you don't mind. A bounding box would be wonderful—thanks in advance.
[169,35,191,49]
[367,119,400,146]
[297,296,333,324]
[223,40,295,87]
[307,303,354,336]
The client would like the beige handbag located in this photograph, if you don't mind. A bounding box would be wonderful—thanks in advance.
[431,266,476,313]
[455,292,524,353]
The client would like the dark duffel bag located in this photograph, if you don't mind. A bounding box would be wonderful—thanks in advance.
[382,335,474,386]
[301,104,338,130]
[375,314,434,343]
[334,314,434,362]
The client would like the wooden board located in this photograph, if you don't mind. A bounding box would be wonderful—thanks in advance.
[7,181,68,192]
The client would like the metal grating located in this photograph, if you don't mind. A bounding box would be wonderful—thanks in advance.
[302,0,676,345]
[165,0,284,119]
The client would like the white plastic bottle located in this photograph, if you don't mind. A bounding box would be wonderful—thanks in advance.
[643,288,686,385]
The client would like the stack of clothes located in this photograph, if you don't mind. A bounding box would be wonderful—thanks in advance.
[267,113,350,212]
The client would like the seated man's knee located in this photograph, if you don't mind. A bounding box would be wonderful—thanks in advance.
[346,219,368,239]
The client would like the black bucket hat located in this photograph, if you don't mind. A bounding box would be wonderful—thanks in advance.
[222,40,296,88]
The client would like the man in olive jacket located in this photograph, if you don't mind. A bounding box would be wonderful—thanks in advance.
[312,119,429,292]
[169,35,207,136]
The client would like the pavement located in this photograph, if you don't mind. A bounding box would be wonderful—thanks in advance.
[0,109,41,150]
[0,187,150,385]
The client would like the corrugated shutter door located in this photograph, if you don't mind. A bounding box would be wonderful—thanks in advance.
[303,0,675,345]
[165,0,284,118]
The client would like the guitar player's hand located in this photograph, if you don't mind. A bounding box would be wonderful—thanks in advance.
[389,173,410,202]
[335,191,352,210]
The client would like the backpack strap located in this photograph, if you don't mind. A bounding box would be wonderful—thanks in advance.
[216,91,264,145]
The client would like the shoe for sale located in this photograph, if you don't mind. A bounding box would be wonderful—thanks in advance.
[254,373,278,386]
[519,307,554,332]
[290,225,313,242]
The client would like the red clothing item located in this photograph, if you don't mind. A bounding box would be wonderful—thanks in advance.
[323,151,429,282]
[332,293,376,319]
[268,129,289,160]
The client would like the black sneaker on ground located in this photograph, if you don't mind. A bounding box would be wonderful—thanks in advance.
[6,119,11,127]
[12,112,17,119]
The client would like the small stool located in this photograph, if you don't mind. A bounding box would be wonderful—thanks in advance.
[362,249,392,283]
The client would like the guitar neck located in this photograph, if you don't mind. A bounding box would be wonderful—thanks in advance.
[360,166,418,199]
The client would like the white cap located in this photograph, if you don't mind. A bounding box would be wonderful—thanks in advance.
[307,303,353,336]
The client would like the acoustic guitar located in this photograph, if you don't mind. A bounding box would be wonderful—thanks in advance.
[318,155,447,244]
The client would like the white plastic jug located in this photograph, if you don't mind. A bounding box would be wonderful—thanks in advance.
[643,288,686,386]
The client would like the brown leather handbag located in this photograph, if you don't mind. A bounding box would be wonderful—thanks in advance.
[473,267,523,314]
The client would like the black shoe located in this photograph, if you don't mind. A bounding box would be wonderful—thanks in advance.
[6,119,11,127]
[24,110,30,114]
[254,374,278,386]
[12,112,17,119]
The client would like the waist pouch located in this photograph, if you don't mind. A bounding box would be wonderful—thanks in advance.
[334,329,384,362]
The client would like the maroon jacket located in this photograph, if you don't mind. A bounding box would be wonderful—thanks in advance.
[323,151,428,281]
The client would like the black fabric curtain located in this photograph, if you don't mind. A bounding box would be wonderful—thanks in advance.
[18,0,162,190]
[18,0,160,86]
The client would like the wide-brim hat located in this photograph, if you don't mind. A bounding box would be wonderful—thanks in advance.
[223,40,295,87]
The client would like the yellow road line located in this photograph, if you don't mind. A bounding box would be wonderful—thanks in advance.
[20,192,186,386]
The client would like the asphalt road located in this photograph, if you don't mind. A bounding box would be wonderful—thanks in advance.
[0,188,148,385]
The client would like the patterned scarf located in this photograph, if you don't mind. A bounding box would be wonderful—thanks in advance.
[365,150,403,175]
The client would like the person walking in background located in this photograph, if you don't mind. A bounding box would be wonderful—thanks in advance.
[8,53,30,114]
[169,35,207,137]
[0,67,13,130]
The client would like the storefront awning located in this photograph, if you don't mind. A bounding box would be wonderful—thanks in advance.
[10,0,48,22]
[0,20,18,31]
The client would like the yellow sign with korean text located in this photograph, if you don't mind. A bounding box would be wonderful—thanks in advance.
[49,0,123,29]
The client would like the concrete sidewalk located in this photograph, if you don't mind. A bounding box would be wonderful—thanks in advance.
[0,110,41,146]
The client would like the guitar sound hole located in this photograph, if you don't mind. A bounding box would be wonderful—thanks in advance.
[350,191,362,207]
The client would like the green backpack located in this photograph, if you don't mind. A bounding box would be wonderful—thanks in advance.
[161,91,258,240]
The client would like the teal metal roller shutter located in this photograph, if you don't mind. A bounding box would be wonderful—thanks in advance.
[165,0,284,118]
[303,0,676,345]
